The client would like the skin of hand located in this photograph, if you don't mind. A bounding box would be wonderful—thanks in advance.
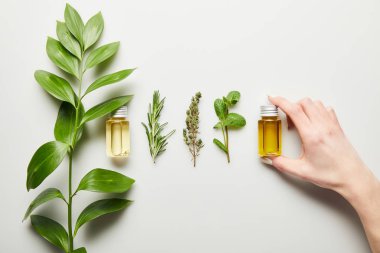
[265,96,380,253]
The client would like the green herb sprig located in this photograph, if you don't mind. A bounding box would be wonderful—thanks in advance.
[24,4,135,253]
[183,92,204,167]
[213,91,246,163]
[142,90,175,163]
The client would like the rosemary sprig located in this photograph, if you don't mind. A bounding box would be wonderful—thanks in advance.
[183,92,204,167]
[142,90,175,163]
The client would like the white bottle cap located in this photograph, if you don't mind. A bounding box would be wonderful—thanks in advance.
[112,105,128,117]
[260,105,278,116]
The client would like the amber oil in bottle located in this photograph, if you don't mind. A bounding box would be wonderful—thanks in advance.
[106,106,130,157]
[258,105,282,157]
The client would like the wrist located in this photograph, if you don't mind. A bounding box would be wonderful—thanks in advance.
[337,168,379,214]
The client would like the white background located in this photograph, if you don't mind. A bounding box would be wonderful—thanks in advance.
[1,0,379,252]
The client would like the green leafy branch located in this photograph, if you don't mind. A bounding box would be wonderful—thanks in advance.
[183,92,204,167]
[142,90,175,163]
[213,91,246,163]
[24,4,135,253]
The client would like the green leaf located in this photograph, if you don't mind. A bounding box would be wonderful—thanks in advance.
[34,70,76,106]
[223,113,246,128]
[83,12,104,51]
[83,69,135,97]
[76,168,135,193]
[56,21,82,59]
[214,98,227,120]
[80,95,133,125]
[31,215,68,252]
[74,198,131,236]
[46,37,80,79]
[226,91,240,105]
[74,248,87,253]
[64,3,84,45]
[23,188,65,221]
[223,96,231,107]
[213,122,223,129]
[213,138,227,153]
[27,141,69,191]
[54,102,85,145]
[85,42,120,70]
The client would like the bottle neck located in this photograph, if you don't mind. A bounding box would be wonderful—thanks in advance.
[261,115,279,120]
[111,106,128,118]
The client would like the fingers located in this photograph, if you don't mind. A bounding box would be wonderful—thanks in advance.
[299,98,320,121]
[298,98,334,124]
[269,96,310,137]
[326,106,342,129]
[326,106,337,121]
[271,96,336,124]
[270,156,306,179]
[314,100,330,120]
[270,95,343,142]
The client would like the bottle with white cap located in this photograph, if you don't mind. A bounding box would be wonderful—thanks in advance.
[258,104,282,157]
[106,105,130,157]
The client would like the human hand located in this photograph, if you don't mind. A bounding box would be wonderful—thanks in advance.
[265,96,375,198]
[266,96,380,253]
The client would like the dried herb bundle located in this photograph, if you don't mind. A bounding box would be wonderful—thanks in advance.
[183,92,204,167]
[142,90,175,163]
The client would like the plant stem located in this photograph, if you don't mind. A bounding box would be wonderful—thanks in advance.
[221,125,230,163]
[68,150,74,252]
[67,55,84,253]
[226,127,230,163]
[192,144,196,167]
[193,149,196,167]
[191,129,196,167]
[68,87,81,253]
[223,126,230,163]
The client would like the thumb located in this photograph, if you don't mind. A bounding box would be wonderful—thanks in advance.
[270,156,305,178]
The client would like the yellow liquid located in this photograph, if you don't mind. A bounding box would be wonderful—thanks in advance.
[106,117,130,157]
[258,116,281,157]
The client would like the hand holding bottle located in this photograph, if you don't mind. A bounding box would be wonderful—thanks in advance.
[266,96,380,253]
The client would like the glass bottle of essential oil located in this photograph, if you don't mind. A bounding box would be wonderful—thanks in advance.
[258,105,282,157]
[106,105,130,157]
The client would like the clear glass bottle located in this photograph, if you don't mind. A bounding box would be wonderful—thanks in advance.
[106,106,130,157]
[258,105,282,157]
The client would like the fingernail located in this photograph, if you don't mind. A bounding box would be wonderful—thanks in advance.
[260,157,273,165]
[267,95,278,105]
